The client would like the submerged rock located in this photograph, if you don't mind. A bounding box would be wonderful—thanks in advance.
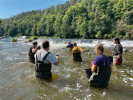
[129,49,133,52]
[123,48,128,52]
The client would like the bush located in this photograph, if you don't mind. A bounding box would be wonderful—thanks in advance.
[33,36,38,39]
[28,38,32,42]
[11,38,17,42]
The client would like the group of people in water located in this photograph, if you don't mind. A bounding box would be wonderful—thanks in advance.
[28,38,123,88]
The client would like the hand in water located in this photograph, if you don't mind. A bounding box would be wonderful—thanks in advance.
[56,55,59,60]
[110,51,113,54]
[85,49,89,52]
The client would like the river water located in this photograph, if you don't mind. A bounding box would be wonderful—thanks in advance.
[0,38,133,100]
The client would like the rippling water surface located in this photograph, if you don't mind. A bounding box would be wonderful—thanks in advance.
[0,38,133,100]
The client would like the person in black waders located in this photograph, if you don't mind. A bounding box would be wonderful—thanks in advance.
[85,44,112,88]
[65,41,73,51]
[28,41,40,64]
[34,40,59,79]
[72,42,86,62]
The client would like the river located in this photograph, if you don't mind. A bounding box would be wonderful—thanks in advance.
[0,38,133,100]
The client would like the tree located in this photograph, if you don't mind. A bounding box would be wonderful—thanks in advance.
[8,27,18,37]
[123,10,133,25]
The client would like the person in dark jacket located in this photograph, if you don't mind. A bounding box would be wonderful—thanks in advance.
[28,41,40,64]
[65,41,73,51]
[113,38,123,65]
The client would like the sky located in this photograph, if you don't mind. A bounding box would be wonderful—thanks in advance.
[0,0,69,19]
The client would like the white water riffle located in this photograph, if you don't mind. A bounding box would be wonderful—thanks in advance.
[20,38,133,48]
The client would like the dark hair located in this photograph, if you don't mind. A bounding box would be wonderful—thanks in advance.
[73,42,77,47]
[95,44,104,54]
[37,46,41,50]
[113,38,120,44]
[32,41,38,45]
[42,40,49,49]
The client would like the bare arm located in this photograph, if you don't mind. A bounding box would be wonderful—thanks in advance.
[32,47,38,53]
[81,49,86,52]
[54,56,59,66]
[91,64,97,72]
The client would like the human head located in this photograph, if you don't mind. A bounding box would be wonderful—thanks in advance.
[32,41,38,47]
[73,42,77,47]
[113,38,120,44]
[67,41,71,44]
[42,40,49,50]
[94,44,104,56]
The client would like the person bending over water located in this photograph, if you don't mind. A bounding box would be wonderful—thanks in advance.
[72,42,86,62]
[35,40,59,79]
[65,41,73,51]
[28,41,40,64]
[86,44,112,88]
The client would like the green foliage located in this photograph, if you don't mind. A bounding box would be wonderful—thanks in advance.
[123,10,133,25]
[11,38,17,42]
[28,38,32,42]
[0,0,133,39]
[95,31,102,39]
[33,36,38,39]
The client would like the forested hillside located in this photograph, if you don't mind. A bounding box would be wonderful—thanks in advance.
[0,0,133,39]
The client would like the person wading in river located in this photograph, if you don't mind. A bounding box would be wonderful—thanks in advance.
[65,41,73,51]
[86,44,112,88]
[72,42,86,62]
[28,41,40,64]
[34,40,59,79]
[112,38,123,65]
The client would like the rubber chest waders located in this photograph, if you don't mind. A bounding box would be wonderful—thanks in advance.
[72,47,82,62]
[86,56,111,88]
[35,52,52,79]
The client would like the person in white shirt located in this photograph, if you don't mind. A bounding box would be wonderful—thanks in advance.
[34,40,59,79]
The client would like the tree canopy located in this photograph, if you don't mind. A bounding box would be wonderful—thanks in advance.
[0,0,133,39]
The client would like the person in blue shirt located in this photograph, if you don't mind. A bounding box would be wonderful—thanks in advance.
[86,44,112,88]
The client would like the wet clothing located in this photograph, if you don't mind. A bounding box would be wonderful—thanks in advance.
[28,46,36,63]
[35,50,58,79]
[113,43,123,65]
[86,55,111,88]
[72,47,82,62]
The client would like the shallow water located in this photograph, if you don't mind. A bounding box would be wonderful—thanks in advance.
[0,38,133,100]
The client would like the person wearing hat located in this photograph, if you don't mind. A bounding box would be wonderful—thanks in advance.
[112,38,123,65]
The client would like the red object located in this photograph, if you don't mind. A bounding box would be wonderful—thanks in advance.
[91,61,94,66]
[110,51,113,54]
[115,58,120,65]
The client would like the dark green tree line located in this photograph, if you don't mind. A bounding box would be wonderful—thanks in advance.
[0,0,133,38]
